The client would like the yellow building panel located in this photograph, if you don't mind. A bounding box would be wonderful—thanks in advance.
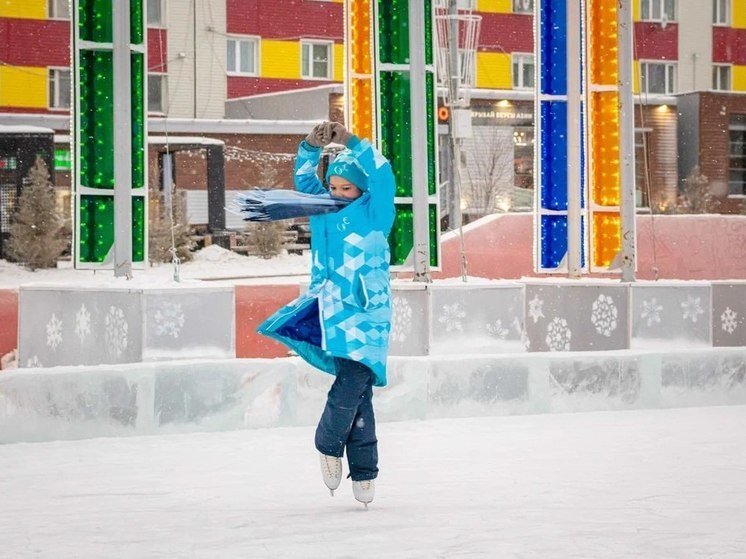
[476,0,512,13]
[733,0,746,28]
[475,51,512,89]
[0,66,47,108]
[733,65,746,91]
[633,0,640,21]
[261,40,301,79]
[0,0,46,19]
[633,62,640,95]
[334,43,344,81]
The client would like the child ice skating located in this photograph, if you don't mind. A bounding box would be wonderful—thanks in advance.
[257,121,396,507]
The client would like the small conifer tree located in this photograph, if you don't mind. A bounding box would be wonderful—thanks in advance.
[246,221,288,259]
[243,165,288,258]
[6,156,67,270]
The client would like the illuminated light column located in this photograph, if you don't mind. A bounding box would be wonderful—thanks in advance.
[535,0,586,272]
[73,0,147,272]
[346,0,375,144]
[347,0,440,272]
[587,0,622,271]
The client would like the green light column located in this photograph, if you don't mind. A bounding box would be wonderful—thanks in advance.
[73,0,147,270]
[377,0,439,273]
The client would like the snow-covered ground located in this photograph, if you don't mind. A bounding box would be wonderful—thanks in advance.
[1,405,745,558]
[0,245,312,289]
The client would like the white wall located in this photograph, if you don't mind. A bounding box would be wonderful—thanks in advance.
[166,0,227,119]
[677,0,713,92]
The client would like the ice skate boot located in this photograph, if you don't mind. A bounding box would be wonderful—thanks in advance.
[319,453,342,495]
[352,479,375,509]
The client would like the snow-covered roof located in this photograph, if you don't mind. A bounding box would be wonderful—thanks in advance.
[0,124,55,134]
[226,83,343,103]
[148,136,225,146]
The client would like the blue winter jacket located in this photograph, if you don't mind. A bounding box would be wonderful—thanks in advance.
[257,136,396,387]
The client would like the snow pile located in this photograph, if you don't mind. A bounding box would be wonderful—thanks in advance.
[191,244,246,263]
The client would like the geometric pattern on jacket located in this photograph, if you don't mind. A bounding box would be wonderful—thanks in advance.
[257,135,396,387]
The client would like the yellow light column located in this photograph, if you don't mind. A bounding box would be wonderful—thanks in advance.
[346,0,375,142]
[587,0,622,270]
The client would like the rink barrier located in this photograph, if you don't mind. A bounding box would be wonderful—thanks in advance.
[13,280,746,368]
[1,347,745,443]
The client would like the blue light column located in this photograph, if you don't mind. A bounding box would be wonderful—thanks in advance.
[535,0,585,272]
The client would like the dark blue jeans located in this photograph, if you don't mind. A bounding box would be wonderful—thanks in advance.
[315,357,378,481]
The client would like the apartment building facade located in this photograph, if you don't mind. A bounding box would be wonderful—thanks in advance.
[0,0,744,220]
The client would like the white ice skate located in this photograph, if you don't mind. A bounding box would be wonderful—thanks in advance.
[319,453,342,496]
[352,479,375,509]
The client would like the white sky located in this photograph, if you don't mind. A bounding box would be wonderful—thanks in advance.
[1,405,744,558]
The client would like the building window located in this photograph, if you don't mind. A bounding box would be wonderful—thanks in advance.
[512,54,534,89]
[301,41,332,80]
[148,73,167,114]
[48,68,70,109]
[147,0,163,26]
[48,0,70,19]
[457,0,477,8]
[729,115,746,196]
[713,65,731,91]
[640,0,676,22]
[712,0,729,25]
[513,0,534,13]
[640,62,676,94]
[227,38,259,75]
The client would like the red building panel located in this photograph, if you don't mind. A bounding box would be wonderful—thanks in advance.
[148,28,168,72]
[0,290,18,362]
[227,0,343,42]
[228,76,336,98]
[713,26,746,65]
[235,284,300,358]
[0,18,69,67]
[477,13,533,53]
[634,21,678,60]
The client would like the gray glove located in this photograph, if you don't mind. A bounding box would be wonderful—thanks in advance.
[327,122,353,146]
[305,123,327,148]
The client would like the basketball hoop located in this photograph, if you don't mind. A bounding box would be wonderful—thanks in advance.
[435,10,482,108]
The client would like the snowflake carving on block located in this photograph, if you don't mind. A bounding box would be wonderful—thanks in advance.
[681,295,704,323]
[26,355,43,368]
[528,294,545,324]
[105,306,129,358]
[545,317,572,351]
[721,307,738,334]
[591,294,618,337]
[74,304,91,342]
[46,313,62,350]
[438,303,466,333]
[640,298,663,327]
[154,302,186,339]
[486,319,508,339]
[390,296,412,343]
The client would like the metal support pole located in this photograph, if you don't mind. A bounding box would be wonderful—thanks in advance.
[409,0,432,282]
[566,0,582,278]
[446,0,462,232]
[618,0,637,282]
[113,0,133,278]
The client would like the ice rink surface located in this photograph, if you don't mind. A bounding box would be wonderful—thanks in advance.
[1,405,745,558]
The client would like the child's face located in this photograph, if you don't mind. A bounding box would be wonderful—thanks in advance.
[329,175,363,200]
